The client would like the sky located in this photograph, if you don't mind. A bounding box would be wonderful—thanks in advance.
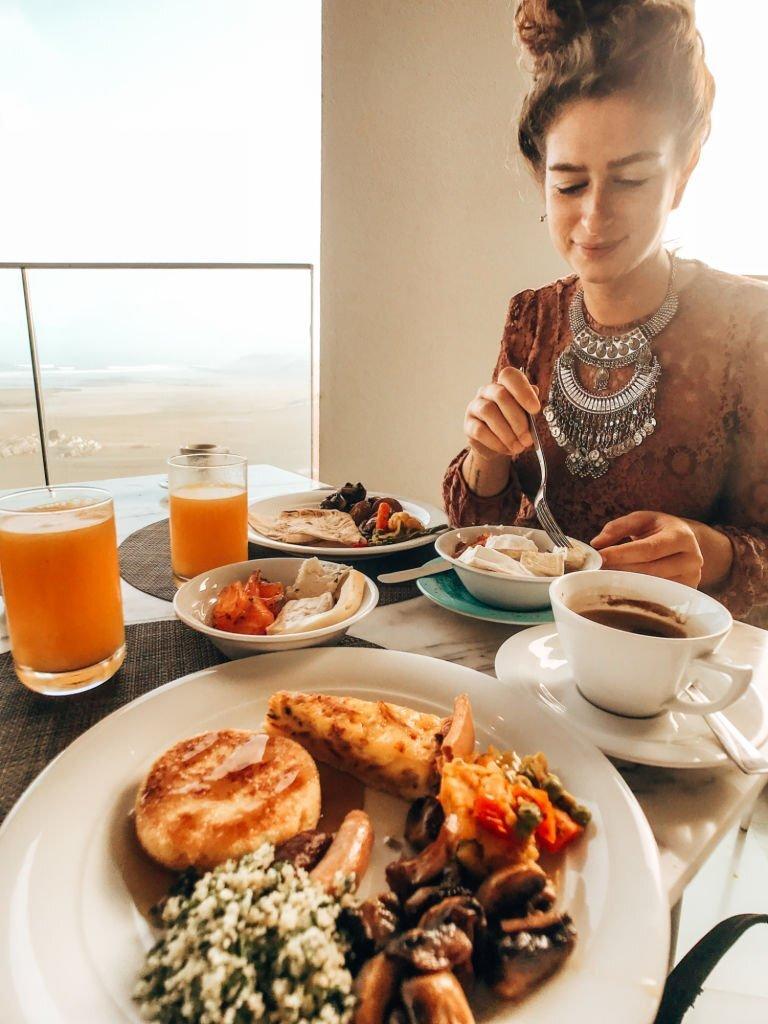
[0,0,320,264]
[0,0,320,371]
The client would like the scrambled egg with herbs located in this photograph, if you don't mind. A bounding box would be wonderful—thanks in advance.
[439,754,539,869]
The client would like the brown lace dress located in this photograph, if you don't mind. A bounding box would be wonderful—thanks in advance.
[443,260,768,625]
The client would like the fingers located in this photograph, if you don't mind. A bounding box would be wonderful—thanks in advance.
[602,552,694,581]
[497,366,541,415]
[477,383,532,448]
[465,414,520,457]
[598,533,674,567]
[465,372,537,456]
[591,510,661,549]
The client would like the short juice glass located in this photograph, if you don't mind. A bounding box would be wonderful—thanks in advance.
[0,486,126,695]
[168,453,248,581]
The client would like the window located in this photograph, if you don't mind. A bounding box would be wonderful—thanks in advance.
[667,1,767,275]
[0,1,319,490]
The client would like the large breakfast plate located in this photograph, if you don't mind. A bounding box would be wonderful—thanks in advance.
[248,488,447,558]
[0,649,668,1023]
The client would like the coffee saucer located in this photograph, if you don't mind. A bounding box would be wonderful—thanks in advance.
[495,624,768,768]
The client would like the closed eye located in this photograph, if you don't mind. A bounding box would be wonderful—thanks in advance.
[615,178,649,188]
[555,182,587,195]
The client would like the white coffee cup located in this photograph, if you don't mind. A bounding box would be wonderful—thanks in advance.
[550,570,752,719]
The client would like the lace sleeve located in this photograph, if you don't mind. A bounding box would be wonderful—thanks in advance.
[708,305,768,623]
[442,289,539,526]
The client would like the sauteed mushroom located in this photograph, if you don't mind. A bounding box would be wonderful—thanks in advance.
[386,923,473,973]
[353,953,402,1024]
[345,894,401,960]
[405,797,445,852]
[475,862,546,918]
[400,972,476,1024]
[403,882,473,922]
[499,909,565,934]
[484,915,576,1000]
[386,816,459,899]
[273,829,333,871]
[418,896,486,946]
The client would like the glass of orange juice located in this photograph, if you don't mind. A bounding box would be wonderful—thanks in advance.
[168,453,248,581]
[0,487,126,695]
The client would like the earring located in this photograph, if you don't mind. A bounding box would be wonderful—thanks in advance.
[539,213,547,223]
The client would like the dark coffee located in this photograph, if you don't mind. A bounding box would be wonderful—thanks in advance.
[574,597,689,639]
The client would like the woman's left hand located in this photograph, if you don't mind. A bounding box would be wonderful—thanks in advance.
[591,510,704,588]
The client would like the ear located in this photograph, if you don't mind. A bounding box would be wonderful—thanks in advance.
[672,146,701,210]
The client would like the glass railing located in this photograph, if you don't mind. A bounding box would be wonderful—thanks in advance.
[0,263,314,490]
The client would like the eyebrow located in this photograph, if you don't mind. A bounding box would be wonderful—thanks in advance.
[547,150,662,172]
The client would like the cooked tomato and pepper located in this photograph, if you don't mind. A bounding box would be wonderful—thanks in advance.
[439,748,590,868]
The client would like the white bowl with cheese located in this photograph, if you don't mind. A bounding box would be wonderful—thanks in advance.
[174,556,379,659]
[435,525,601,611]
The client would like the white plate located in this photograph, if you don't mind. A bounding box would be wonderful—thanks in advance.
[173,556,379,658]
[496,624,768,769]
[0,648,667,1023]
[248,488,447,558]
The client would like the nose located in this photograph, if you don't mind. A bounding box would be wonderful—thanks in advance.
[580,183,614,237]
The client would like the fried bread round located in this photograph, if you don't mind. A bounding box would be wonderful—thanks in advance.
[135,729,321,870]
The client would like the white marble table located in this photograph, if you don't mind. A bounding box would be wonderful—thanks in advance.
[2,465,766,911]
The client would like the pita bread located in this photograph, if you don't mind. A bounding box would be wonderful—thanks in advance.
[248,510,315,545]
[266,569,366,635]
[249,508,364,547]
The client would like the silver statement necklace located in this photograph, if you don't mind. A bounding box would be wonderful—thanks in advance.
[543,254,678,478]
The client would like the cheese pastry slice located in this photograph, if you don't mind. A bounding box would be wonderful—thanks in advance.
[265,692,474,800]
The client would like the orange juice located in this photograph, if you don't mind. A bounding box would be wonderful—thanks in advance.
[0,502,125,677]
[169,484,248,579]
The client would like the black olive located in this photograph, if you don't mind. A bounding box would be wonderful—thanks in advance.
[320,492,347,511]
[370,496,403,515]
[349,499,373,526]
[362,516,378,536]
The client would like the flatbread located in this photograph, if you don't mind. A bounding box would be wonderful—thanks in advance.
[250,508,364,547]
[266,569,366,635]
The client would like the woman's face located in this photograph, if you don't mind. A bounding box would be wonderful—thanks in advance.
[544,93,693,285]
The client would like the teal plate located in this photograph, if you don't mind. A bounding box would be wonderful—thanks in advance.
[416,558,554,625]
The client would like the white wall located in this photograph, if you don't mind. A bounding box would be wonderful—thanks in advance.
[320,0,567,505]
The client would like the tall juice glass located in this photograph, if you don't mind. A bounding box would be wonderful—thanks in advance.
[0,486,126,695]
[168,453,248,581]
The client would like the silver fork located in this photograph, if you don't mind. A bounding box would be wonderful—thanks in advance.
[687,683,768,774]
[528,413,572,549]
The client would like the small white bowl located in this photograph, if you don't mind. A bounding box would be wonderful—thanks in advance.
[435,525,601,611]
[173,557,379,659]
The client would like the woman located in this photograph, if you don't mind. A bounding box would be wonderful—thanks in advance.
[443,0,768,623]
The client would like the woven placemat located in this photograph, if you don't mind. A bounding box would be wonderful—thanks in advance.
[0,619,383,824]
[119,518,435,605]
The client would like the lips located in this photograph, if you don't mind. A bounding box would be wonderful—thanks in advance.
[574,239,625,254]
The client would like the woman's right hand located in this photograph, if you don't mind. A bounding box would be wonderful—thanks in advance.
[464,366,541,462]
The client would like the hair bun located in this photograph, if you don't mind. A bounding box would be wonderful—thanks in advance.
[515,0,627,61]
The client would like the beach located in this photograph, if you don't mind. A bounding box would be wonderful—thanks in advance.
[0,375,310,490]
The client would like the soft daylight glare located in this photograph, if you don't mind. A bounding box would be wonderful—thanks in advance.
[0,0,320,262]
[0,1,320,489]
[668,0,767,274]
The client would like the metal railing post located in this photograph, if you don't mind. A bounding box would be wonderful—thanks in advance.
[20,267,50,487]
